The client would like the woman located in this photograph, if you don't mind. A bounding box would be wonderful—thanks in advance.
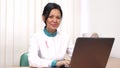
[28,3,74,67]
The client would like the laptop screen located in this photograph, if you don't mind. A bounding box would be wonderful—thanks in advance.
[69,37,114,68]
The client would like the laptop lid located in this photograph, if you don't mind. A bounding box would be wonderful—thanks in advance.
[69,37,114,68]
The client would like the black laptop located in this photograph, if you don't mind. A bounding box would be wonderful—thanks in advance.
[68,37,114,68]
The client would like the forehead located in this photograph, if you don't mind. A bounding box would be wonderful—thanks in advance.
[49,9,61,16]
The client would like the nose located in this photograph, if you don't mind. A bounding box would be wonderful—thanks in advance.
[53,17,57,23]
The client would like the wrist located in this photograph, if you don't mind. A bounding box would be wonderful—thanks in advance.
[51,60,57,67]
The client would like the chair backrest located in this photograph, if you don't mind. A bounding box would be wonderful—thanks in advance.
[20,52,29,67]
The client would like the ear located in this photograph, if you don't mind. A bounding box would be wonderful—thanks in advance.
[42,15,45,22]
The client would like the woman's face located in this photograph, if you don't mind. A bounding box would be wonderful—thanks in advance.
[46,9,62,32]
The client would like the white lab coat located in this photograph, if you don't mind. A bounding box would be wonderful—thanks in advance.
[28,30,74,67]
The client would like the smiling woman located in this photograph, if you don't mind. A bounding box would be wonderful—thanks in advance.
[28,3,74,68]
[42,3,62,33]
[0,0,80,67]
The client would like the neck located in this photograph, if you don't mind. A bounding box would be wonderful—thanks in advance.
[44,27,57,37]
[46,27,56,34]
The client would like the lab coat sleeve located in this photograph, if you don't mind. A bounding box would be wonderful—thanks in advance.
[66,36,75,58]
[28,35,53,67]
[67,41,74,57]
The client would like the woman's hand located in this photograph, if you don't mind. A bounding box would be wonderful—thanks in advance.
[56,60,70,67]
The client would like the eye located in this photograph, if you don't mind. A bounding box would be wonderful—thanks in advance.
[48,15,61,19]
[56,16,61,19]
[48,15,53,18]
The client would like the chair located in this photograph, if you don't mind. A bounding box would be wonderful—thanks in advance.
[20,52,29,67]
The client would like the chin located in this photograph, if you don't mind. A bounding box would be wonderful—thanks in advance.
[52,26,58,29]
[52,28,57,30]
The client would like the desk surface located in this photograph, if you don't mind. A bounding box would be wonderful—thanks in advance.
[8,65,66,68]
[8,67,60,68]
[8,57,120,68]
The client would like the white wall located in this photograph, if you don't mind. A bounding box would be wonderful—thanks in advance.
[80,0,120,58]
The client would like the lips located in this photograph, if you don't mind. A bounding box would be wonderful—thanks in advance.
[51,23,58,27]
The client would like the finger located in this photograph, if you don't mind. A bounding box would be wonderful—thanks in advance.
[65,60,70,64]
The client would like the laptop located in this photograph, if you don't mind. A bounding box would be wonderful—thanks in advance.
[68,37,115,68]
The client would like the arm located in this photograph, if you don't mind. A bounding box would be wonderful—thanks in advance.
[55,40,74,67]
[28,35,53,67]
[66,39,75,58]
[55,36,74,67]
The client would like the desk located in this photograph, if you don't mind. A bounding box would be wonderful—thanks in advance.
[8,57,120,68]
[8,65,66,68]
[7,67,30,68]
[8,67,60,68]
[106,57,120,68]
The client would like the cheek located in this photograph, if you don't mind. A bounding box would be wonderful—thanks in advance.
[58,19,62,23]
[46,19,50,24]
